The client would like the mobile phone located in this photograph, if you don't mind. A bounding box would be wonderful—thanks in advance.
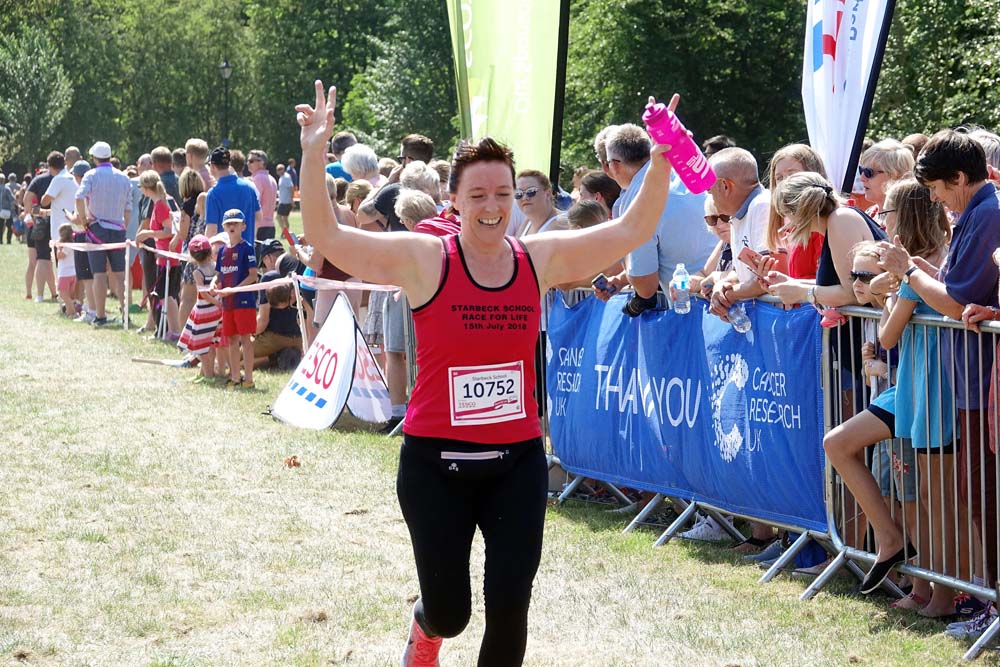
[737,246,766,277]
[591,273,617,295]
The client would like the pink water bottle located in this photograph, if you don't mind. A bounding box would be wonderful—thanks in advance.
[642,102,716,194]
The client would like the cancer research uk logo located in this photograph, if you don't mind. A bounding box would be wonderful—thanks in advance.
[709,353,750,462]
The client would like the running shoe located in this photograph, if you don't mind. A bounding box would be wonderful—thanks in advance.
[33,295,44,303]
[954,593,989,618]
[745,540,784,563]
[679,515,728,542]
[946,603,997,640]
[401,607,442,667]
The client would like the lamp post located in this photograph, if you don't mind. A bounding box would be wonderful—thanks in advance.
[219,59,233,147]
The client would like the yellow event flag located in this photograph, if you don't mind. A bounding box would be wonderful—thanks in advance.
[447,0,566,175]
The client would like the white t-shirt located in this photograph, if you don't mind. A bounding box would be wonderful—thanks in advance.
[730,187,771,284]
[57,245,76,278]
[45,169,78,240]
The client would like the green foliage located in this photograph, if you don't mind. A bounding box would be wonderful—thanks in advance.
[0,27,74,164]
[2,0,1000,185]
[340,0,459,157]
[869,0,1000,138]
[560,0,808,177]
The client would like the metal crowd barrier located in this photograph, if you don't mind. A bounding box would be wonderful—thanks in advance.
[537,289,1000,660]
[822,306,1000,660]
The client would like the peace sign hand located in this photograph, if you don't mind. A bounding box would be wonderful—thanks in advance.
[296,80,337,154]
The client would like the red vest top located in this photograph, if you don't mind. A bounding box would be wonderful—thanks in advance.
[404,234,542,444]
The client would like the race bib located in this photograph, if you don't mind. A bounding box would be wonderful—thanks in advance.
[449,361,525,426]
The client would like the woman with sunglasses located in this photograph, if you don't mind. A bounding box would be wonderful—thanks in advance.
[297,82,674,667]
[512,169,567,237]
[858,139,915,221]
[824,179,957,608]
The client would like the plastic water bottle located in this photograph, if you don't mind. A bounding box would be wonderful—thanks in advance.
[729,303,751,334]
[671,263,691,314]
[642,102,717,194]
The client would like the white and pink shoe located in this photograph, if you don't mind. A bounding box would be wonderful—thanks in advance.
[401,606,442,667]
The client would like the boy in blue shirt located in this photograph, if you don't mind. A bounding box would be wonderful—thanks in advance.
[212,209,258,388]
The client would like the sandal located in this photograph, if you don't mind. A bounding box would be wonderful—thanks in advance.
[891,592,929,610]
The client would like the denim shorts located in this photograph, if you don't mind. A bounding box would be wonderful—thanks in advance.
[382,291,407,353]
[87,224,126,274]
[872,439,917,502]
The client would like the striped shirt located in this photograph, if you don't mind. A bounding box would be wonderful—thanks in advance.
[76,163,132,229]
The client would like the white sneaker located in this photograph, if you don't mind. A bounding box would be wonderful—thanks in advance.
[680,515,728,542]
[946,604,998,640]
[33,295,44,303]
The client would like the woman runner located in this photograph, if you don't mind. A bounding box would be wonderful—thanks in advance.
[297,81,674,667]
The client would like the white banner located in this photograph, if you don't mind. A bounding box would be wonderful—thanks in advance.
[802,0,895,193]
[271,294,390,430]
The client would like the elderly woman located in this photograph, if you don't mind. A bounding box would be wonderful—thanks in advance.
[857,139,915,220]
[297,81,673,667]
[885,130,1000,628]
[341,143,387,188]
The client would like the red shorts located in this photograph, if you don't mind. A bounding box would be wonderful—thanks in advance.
[57,276,77,293]
[222,307,256,337]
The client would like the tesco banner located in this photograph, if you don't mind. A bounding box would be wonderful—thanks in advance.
[802,0,895,193]
[546,294,828,532]
[272,294,391,430]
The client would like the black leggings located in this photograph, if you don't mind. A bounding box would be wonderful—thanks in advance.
[397,435,547,667]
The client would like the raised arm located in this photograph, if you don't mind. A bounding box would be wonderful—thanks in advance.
[524,96,676,290]
[296,81,441,304]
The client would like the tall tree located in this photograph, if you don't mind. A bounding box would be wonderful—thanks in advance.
[870,0,1000,139]
[0,27,74,165]
[560,0,807,179]
[340,0,459,158]
[240,0,391,166]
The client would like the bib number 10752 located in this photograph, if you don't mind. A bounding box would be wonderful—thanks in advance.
[449,361,525,426]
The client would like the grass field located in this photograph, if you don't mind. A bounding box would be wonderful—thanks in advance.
[0,231,997,667]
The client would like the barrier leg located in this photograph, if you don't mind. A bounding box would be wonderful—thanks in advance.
[598,481,632,506]
[800,549,849,601]
[700,507,746,543]
[556,475,585,505]
[760,530,811,583]
[964,616,1000,660]
[654,502,699,547]
[124,244,132,330]
[388,418,405,437]
[546,454,560,471]
[623,493,663,534]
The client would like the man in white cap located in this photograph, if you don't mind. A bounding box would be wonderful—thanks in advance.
[74,141,132,326]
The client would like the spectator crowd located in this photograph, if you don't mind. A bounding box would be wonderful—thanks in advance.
[6,114,1000,643]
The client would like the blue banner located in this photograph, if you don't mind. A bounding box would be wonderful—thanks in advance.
[546,293,827,532]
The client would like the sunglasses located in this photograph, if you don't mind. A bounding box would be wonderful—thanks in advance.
[704,214,731,227]
[850,270,878,284]
[858,166,886,179]
[874,208,896,222]
[514,187,540,200]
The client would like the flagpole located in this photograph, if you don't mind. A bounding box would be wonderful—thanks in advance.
[841,0,897,194]
[448,0,473,139]
[548,0,572,187]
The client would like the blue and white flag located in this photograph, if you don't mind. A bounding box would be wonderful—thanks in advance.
[802,0,896,193]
